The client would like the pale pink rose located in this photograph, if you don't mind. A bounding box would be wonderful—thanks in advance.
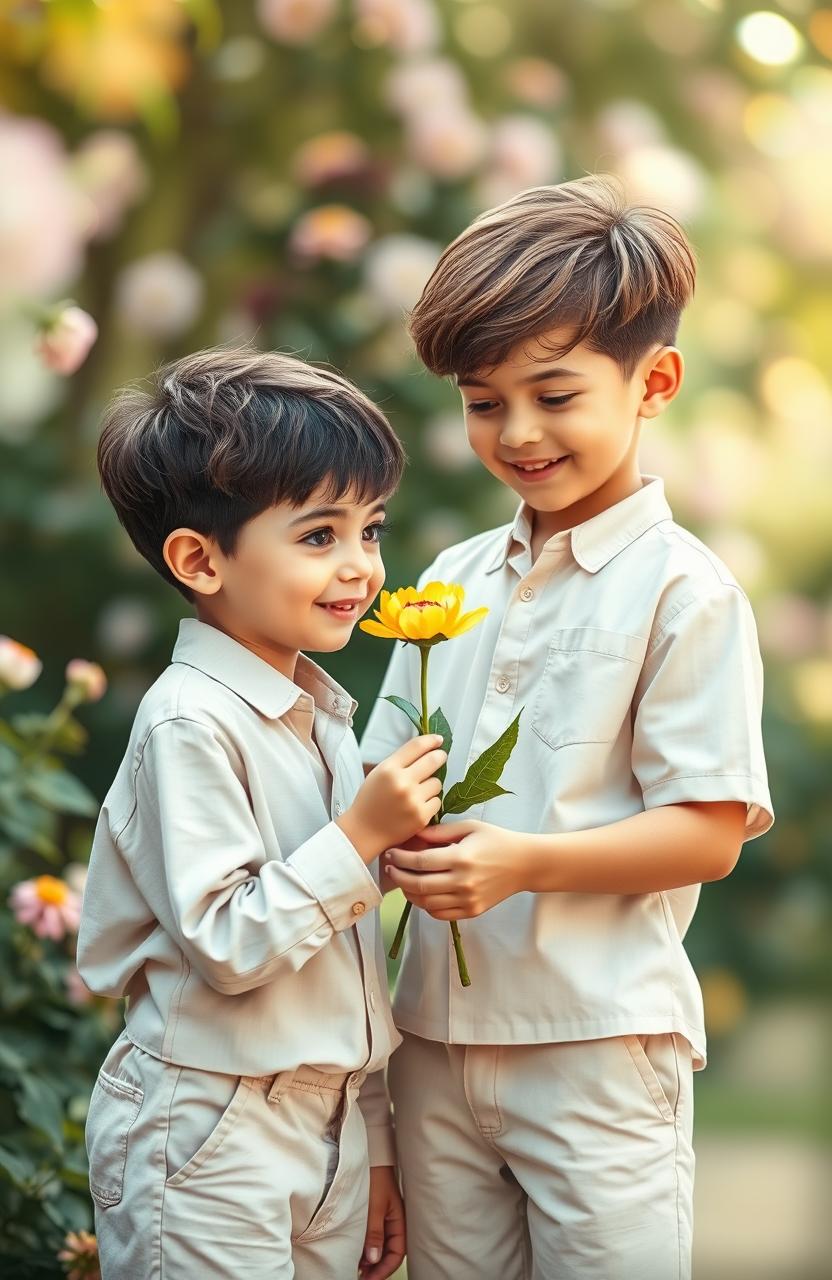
[407,107,487,179]
[72,130,148,240]
[0,115,87,302]
[290,205,372,262]
[10,876,82,942]
[363,234,440,314]
[503,58,567,109]
[35,307,98,376]
[57,1229,100,1280]
[478,115,561,206]
[294,132,371,187]
[256,0,336,44]
[385,57,468,118]
[65,658,108,703]
[65,965,94,1007]
[115,251,203,339]
[0,636,42,690]
[354,0,440,53]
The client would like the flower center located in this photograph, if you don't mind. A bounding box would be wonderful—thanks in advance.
[35,875,69,906]
[402,600,440,611]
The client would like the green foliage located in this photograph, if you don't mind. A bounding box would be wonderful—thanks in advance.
[0,688,116,1274]
[442,709,522,815]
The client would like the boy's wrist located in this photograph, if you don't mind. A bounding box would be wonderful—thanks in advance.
[514,830,565,894]
[335,809,382,865]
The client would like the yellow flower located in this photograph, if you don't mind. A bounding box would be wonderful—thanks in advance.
[360,581,488,644]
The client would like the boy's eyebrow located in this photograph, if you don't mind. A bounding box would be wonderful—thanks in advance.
[289,500,387,528]
[457,366,584,388]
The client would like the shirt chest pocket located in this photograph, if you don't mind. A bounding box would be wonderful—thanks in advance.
[531,627,647,752]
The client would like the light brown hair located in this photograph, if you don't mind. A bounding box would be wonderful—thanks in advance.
[98,346,405,600]
[409,175,696,378]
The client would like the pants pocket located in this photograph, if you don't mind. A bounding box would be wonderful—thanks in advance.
[294,1089,363,1243]
[86,1069,144,1208]
[622,1034,680,1124]
[165,1070,252,1187]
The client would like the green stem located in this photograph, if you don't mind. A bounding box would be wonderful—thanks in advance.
[451,921,471,986]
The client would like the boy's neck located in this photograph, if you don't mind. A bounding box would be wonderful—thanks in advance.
[194,607,300,681]
[528,466,644,562]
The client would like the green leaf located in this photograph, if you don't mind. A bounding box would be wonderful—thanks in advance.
[0,1144,38,1190]
[442,708,523,815]
[428,707,452,785]
[383,696,424,734]
[24,768,97,818]
[17,1076,65,1152]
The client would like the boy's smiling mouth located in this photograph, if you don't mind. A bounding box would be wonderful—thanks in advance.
[315,597,365,620]
[505,455,570,481]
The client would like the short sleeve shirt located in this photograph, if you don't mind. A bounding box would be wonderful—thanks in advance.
[361,477,773,1068]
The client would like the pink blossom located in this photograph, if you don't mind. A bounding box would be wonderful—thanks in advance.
[256,0,336,44]
[0,636,42,691]
[290,205,372,262]
[65,658,108,703]
[58,1229,100,1280]
[407,108,487,179]
[294,132,371,187]
[10,876,82,942]
[35,306,98,376]
[73,130,148,240]
[353,0,440,54]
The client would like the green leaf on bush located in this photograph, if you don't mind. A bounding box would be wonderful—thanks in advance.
[441,709,522,815]
[0,1143,38,1190]
[24,767,97,817]
[17,1076,65,1152]
[383,696,423,733]
[428,707,452,784]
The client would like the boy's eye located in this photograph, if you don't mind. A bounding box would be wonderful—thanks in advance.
[465,400,499,414]
[363,520,391,543]
[302,527,334,547]
[540,393,577,408]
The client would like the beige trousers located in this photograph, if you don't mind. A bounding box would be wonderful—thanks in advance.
[389,1030,694,1280]
[86,1032,370,1279]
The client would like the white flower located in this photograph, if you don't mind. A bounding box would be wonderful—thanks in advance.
[0,116,86,302]
[65,658,108,703]
[256,0,337,44]
[115,251,204,339]
[35,306,98,376]
[72,129,148,240]
[0,636,42,691]
[616,144,707,222]
[363,234,440,315]
[353,0,440,54]
[478,115,561,206]
[407,107,487,179]
[385,57,468,118]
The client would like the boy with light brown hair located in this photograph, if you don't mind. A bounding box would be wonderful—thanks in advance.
[362,176,773,1279]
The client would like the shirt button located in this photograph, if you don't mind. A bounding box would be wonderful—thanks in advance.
[351,902,366,916]
[495,676,511,693]
[334,803,343,816]
[369,988,377,1011]
[520,586,534,601]
[332,697,344,714]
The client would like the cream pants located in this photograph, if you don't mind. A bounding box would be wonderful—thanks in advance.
[389,1029,695,1280]
[86,1032,370,1279]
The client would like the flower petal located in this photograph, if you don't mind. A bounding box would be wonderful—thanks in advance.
[359,619,403,640]
[448,606,489,637]
[399,602,448,640]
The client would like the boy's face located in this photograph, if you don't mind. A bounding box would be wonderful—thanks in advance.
[179,483,389,677]
[457,328,680,536]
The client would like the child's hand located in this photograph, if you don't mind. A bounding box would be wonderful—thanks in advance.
[360,1165,406,1280]
[336,736,446,864]
[384,819,527,918]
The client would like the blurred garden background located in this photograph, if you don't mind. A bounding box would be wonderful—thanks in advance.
[1,0,830,1275]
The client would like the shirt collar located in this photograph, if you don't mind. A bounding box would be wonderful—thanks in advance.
[171,619,358,722]
[485,475,672,575]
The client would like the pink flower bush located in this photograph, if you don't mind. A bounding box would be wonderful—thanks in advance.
[0,636,42,691]
[35,306,98,376]
[256,0,336,44]
[290,205,372,262]
[10,875,82,941]
[65,658,108,703]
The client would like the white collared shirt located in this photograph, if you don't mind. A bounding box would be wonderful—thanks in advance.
[361,477,773,1067]
[78,619,400,1162]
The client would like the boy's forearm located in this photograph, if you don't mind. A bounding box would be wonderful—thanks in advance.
[516,802,747,896]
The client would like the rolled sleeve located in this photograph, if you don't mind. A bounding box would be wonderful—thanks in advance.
[632,585,774,839]
[122,718,380,993]
[357,1067,396,1167]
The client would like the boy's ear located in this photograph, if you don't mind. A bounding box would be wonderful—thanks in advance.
[638,346,684,419]
[163,528,223,596]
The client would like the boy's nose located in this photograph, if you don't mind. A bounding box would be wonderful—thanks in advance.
[498,408,545,448]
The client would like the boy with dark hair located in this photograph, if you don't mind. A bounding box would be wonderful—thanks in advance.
[362,177,773,1279]
[79,348,446,1279]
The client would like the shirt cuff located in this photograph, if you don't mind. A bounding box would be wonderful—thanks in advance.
[641,773,774,839]
[288,821,382,932]
[365,1122,397,1167]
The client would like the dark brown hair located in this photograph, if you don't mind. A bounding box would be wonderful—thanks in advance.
[98,347,405,599]
[410,175,696,378]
